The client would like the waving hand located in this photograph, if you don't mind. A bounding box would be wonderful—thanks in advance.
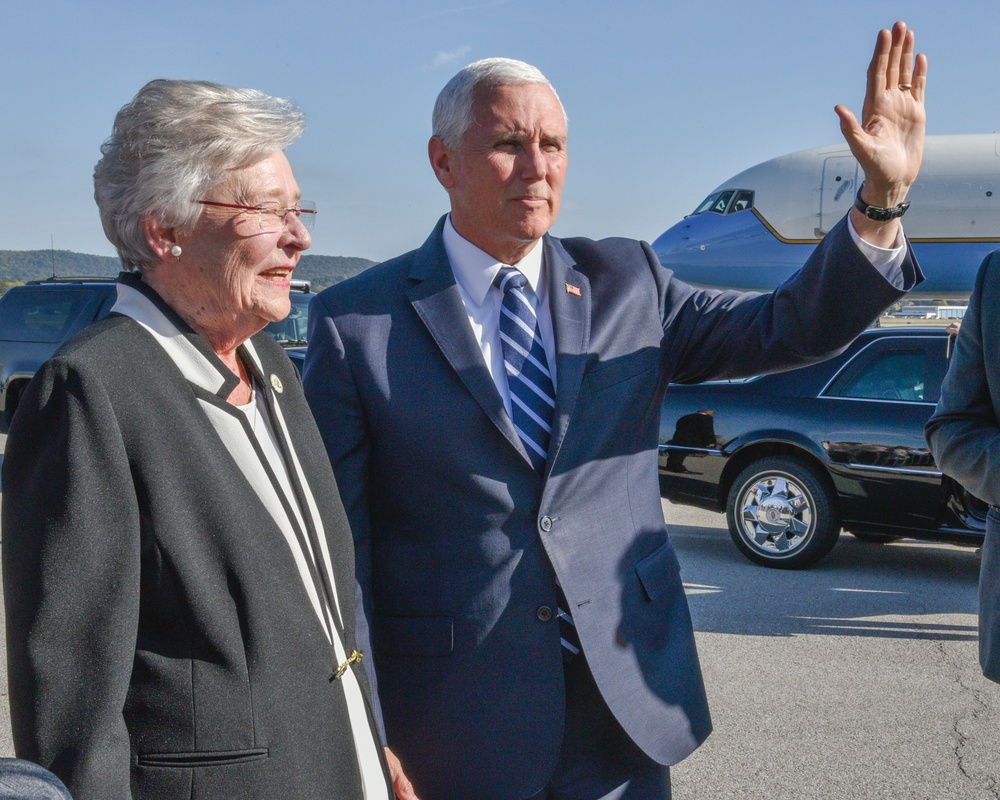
[836,21,928,246]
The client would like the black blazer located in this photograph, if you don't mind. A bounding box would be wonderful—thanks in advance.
[303,216,921,799]
[3,276,389,799]
[926,250,1000,681]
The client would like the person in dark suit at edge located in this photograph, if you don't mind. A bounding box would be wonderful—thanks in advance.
[303,21,926,800]
[925,249,1000,683]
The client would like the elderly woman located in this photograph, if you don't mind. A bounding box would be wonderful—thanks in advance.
[2,80,405,800]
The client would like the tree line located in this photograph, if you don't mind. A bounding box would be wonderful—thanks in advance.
[0,250,376,292]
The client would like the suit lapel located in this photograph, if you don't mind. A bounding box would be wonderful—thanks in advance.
[544,236,591,475]
[114,285,340,644]
[406,220,530,463]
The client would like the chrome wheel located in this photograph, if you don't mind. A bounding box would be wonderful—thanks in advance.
[726,456,840,569]
[737,474,814,555]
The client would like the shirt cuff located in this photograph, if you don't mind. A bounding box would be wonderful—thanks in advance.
[847,213,906,286]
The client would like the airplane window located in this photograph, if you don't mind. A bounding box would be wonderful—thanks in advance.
[729,190,754,213]
[692,190,735,216]
[711,191,734,214]
[693,192,722,215]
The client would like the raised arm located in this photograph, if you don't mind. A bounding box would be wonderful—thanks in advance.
[836,20,928,247]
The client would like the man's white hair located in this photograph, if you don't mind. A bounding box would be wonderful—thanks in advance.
[432,57,567,147]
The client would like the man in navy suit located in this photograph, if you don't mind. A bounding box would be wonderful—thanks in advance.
[925,252,1000,683]
[304,22,926,800]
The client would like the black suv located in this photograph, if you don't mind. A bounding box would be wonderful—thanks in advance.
[0,277,314,430]
[264,279,311,346]
[0,278,118,430]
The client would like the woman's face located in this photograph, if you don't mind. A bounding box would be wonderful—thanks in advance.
[168,151,311,346]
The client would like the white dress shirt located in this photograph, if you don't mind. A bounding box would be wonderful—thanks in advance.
[444,217,558,418]
[443,214,907,401]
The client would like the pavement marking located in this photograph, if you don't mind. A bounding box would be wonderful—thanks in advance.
[683,583,724,595]
[788,616,978,639]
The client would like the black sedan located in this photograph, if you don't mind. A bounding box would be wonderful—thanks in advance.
[658,326,985,568]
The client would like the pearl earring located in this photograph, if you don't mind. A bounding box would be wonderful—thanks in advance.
[170,245,182,258]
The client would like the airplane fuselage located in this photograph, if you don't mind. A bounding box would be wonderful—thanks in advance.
[652,134,1000,299]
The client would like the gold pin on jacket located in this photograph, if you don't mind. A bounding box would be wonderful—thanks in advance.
[565,283,581,296]
[332,649,364,681]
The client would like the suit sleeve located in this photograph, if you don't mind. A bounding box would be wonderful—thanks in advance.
[2,356,140,799]
[301,294,386,742]
[659,215,923,384]
[925,252,1000,505]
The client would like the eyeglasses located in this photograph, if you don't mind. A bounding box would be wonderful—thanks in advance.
[197,200,317,233]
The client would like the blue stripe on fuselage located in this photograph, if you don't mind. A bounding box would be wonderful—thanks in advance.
[651,210,996,297]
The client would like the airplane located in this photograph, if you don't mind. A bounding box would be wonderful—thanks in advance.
[651,134,1000,299]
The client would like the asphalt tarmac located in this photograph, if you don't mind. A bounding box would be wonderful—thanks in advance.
[0,468,996,798]
[666,501,997,800]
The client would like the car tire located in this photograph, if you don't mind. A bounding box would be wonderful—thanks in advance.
[726,456,840,569]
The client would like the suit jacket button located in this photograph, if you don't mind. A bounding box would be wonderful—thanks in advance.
[537,606,553,621]
[539,516,552,532]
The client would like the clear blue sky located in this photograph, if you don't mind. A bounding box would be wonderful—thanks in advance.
[3,1,997,263]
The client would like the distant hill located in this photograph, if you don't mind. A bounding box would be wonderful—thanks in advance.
[292,255,378,290]
[0,250,377,292]
[0,250,120,284]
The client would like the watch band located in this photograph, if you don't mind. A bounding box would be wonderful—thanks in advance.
[854,182,910,221]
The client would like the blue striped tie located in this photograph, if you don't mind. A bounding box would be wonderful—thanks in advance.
[493,267,555,475]
[555,585,581,661]
[493,267,581,660]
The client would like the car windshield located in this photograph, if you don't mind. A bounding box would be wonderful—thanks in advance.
[265,291,310,345]
[0,288,95,343]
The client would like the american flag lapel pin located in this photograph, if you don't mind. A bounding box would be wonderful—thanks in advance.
[565,283,581,297]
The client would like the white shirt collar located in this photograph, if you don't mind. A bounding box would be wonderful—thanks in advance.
[443,215,545,306]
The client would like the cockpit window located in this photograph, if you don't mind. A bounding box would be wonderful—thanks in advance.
[692,190,734,216]
[691,189,753,216]
[730,190,754,213]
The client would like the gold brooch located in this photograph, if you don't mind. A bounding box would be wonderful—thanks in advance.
[332,649,364,681]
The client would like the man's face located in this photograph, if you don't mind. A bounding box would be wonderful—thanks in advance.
[430,82,568,265]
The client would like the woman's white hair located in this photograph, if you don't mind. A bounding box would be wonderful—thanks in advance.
[93,79,305,271]
[432,57,567,148]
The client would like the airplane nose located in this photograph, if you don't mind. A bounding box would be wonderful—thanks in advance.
[652,224,690,255]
